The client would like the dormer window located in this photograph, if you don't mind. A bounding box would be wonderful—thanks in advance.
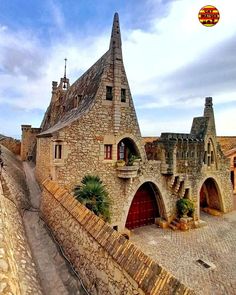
[74,95,82,108]
[106,86,113,100]
[121,88,126,102]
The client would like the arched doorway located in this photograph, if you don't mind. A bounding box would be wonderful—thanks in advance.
[200,178,222,211]
[125,182,160,229]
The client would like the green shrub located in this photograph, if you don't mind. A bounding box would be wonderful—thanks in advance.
[176,198,194,217]
[74,175,110,222]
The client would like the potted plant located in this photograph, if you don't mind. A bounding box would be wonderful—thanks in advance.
[127,154,140,166]
[116,159,126,167]
[176,198,194,218]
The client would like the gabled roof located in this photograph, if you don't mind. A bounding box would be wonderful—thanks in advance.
[217,136,236,155]
[39,12,123,138]
[39,51,109,137]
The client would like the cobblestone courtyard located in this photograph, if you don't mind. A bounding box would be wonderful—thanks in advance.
[131,211,236,295]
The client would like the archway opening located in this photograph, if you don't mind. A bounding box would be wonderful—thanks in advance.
[200,178,222,211]
[125,182,161,229]
[117,138,140,165]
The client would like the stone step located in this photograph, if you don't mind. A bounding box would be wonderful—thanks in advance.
[169,223,178,231]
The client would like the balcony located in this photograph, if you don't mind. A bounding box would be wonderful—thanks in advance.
[117,165,139,179]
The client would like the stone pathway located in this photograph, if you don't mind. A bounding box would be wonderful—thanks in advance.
[23,162,87,295]
[130,212,236,295]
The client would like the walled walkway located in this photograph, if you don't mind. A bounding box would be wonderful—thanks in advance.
[131,212,236,295]
[22,162,87,295]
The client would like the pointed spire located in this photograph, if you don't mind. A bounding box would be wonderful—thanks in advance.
[109,12,122,50]
[64,58,67,79]
[204,97,216,135]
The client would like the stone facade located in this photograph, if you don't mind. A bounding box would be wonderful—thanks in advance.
[41,179,195,295]
[217,136,236,193]
[25,13,233,232]
[21,125,41,161]
[0,136,20,155]
[0,146,43,294]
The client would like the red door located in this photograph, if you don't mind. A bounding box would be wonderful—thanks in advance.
[125,183,159,229]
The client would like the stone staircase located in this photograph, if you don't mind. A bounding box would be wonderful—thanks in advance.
[169,218,181,231]
[169,174,190,199]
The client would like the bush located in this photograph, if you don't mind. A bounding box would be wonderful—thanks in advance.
[74,175,110,222]
[176,198,194,218]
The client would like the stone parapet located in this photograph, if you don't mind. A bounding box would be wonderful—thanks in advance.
[41,179,195,295]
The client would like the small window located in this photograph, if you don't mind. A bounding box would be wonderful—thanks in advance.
[207,142,211,154]
[104,145,112,159]
[55,144,62,159]
[211,151,214,163]
[74,95,82,108]
[106,86,113,100]
[121,88,126,102]
[118,142,125,160]
[207,156,211,166]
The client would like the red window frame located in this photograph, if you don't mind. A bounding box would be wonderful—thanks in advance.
[104,145,112,159]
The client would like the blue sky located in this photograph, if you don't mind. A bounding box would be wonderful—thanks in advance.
[0,0,236,138]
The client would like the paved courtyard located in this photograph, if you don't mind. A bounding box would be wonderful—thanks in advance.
[130,211,236,295]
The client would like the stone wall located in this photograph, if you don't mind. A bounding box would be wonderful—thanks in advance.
[35,137,52,186]
[21,125,41,161]
[0,146,43,294]
[0,138,21,155]
[41,179,195,295]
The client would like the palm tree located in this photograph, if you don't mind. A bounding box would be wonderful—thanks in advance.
[74,175,110,222]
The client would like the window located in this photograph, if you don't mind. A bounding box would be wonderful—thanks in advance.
[118,142,125,160]
[74,95,82,108]
[121,88,126,102]
[55,144,62,159]
[207,142,211,154]
[207,156,211,166]
[104,145,112,159]
[106,86,113,100]
[211,151,214,163]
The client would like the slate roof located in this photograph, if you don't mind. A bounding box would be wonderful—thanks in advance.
[217,136,236,155]
[38,51,109,137]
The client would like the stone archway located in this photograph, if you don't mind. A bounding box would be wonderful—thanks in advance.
[200,178,222,211]
[125,182,162,229]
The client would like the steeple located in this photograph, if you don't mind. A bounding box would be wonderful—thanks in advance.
[109,12,122,50]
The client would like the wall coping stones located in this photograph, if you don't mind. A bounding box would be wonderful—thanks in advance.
[43,179,195,295]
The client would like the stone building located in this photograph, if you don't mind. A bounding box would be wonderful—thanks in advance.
[21,13,233,232]
[217,136,236,194]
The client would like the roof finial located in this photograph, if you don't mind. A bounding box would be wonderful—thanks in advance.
[109,12,122,50]
[64,58,67,79]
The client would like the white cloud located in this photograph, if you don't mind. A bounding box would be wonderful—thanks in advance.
[0,0,236,137]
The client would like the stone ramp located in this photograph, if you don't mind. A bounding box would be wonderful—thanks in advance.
[22,161,87,295]
[0,145,87,295]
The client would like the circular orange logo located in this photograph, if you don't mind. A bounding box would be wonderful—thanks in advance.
[198,5,220,27]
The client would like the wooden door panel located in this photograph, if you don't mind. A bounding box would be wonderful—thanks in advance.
[126,184,159,229]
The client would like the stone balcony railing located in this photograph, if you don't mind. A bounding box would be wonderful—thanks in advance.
[116,165,139,179]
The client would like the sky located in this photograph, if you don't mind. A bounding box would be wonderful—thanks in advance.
[0,0,236,139]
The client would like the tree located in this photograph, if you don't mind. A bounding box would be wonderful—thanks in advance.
[74,175,110,222]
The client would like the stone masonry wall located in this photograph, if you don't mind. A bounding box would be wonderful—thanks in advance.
[41,179,195,295]
[0,138,21,155]
[35,137,52,186]
[0,146,43,294]
[21,125,41,161]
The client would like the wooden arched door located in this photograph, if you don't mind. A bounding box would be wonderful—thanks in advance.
[126,183,159,229]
